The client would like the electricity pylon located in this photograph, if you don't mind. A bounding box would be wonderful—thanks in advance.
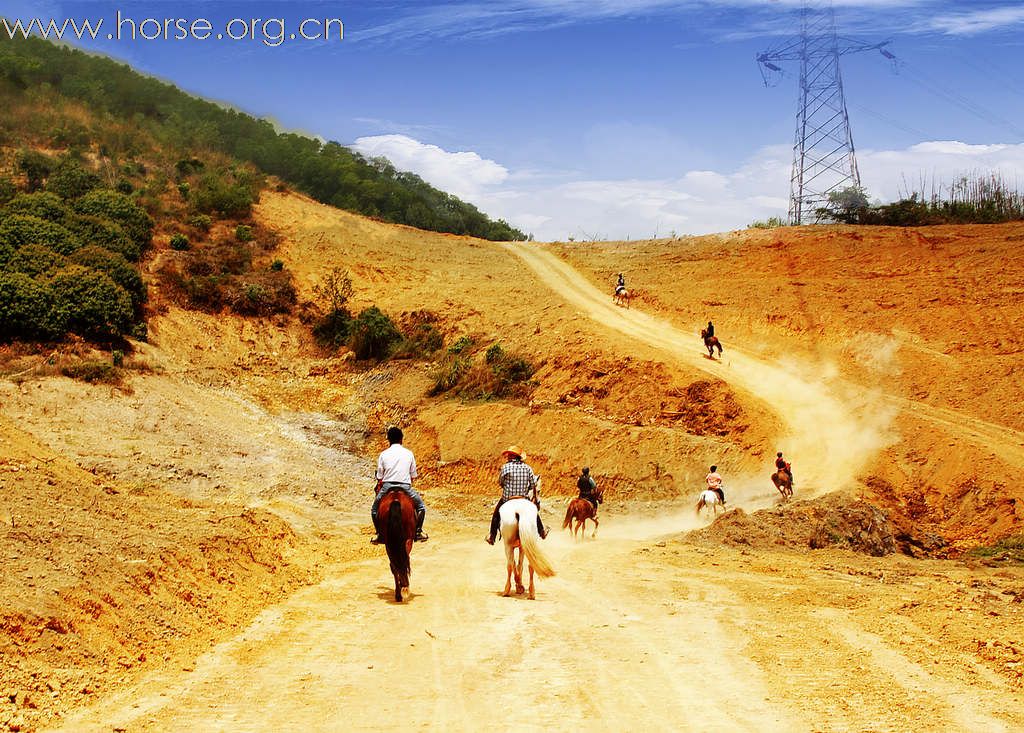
[757,1,896,224]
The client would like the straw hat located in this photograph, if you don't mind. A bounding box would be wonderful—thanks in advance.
[501,445,524,459]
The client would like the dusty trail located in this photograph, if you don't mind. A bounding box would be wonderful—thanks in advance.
[505,243,889,496]
[48,524,1020,733]
[50,530,802,732]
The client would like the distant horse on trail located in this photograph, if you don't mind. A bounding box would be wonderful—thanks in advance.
[379,491,416,602]
[701,328,723,359]
[696,488,726,517]
[498,498,555,600]
[771,469,794,501]
[613,288,632,308]
[563,488,604,539]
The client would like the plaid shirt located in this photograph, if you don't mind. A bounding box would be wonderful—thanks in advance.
[499,459,538,500]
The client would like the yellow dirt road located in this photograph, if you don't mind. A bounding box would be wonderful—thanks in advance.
[49,522,1020,732]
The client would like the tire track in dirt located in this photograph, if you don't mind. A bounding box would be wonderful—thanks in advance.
[504,243,890,497]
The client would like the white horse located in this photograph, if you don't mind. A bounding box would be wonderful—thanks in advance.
[498,498,555,600]
[612,287,631,308]
[696,489,726,517]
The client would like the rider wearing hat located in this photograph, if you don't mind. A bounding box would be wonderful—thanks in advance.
[775,452,793,483]
[615,273,626,296]
[705,464,725,504]
[486,445,548,545]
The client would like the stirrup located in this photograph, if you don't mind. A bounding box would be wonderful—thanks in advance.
[415,531,429,542]
[370,536,383,545]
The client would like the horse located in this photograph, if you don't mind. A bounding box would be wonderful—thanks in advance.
[700,328,723,359]
[696,488,726,517]
[498,498,555,600]
[771,469,794,501]
[613,288,631,308]
[563,489,604,539]
[378,490,416,602]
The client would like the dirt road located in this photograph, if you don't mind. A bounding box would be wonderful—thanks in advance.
[49,519,1021,732]
[505,243,893,497]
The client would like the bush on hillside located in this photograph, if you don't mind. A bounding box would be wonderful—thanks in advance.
[0,178,17,206]
[0,214,81,255]
[17,149,53,192]
[170,233,190,251]
[235,224,253,242]
[188,214,212,232]
[0,272,57,341]
[229,270,296,316]
[348,306,401,361]
[312,308,352,349]
[4,191,71,223]
[7,243,67,277]
[65,214,137,260]
[48,265,133,339]
[73,189,153,251]
[190,171,259,219]
[46,160,101,199]
[392,311,444,359]
[68,245,146,308]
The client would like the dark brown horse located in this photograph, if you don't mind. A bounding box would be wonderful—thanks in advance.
[771,469,793,501]
[563,488,604,539]
[700,328,723,359]
[378,490,416,602]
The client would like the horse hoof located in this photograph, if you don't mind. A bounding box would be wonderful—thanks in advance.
[528,593,535,600]
[502,590,511,597]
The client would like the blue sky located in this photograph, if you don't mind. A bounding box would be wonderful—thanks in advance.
[7,0,1024,239]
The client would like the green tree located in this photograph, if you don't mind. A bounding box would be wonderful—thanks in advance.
[0,272,57,340]
[348,306,401,360]
[48,265,133,339]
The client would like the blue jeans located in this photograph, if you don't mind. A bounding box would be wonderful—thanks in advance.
[372,482,426,528]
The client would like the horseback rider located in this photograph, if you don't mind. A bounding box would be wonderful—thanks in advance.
[705,321,715,340]
[577,467,599,513]
[615,272,626,296]
[486,445,549,545]
[775,451,794,483]
[371,426,427,544]
[705,464,725,504]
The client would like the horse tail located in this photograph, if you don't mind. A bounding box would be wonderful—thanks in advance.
[563,501,574,529]
[696,497,705,515]
[518,509,555,579]
[385,497,410,585]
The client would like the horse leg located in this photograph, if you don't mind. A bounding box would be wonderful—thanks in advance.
[515,547,526,595]
[527,564,536,601]
[394,568,402,603]
[591,515,599,538]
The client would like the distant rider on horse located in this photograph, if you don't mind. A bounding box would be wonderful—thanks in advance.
[615,273,626,296]
[705,464,725,504]
[705,321,714,340]
[775,452,794,484]
[486,445,549,545]
[577,467,599,514]
[371,426,428,544]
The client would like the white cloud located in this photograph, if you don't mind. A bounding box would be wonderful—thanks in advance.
[921,7,1024,35]
[349,133,1024,241]
[352,134,509,201]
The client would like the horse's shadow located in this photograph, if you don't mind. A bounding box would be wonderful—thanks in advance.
[375,586,418,604]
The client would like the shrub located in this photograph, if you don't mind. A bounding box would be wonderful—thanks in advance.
[17,150,54,192]
[175,158,204,177]
[61,360,121,384]
[190,172,258,219]
[229,270,296,316]
[49,265,133,339]
[235,224,253,242]
[4,192,71,223]
[270,259,284,271]
[7,243,67,277]
[65,214,137,260]
[312,308,352,348]
[447,335,474,354]
[348,306,401,360]
[188,214,212,232]
[182,241,250,276]
[313,267,353,312]
[177,181,190,199]
[0,272,58,340]
[74,190,153,251]
[115,180,134,195]
[68,245,146,308]
[428,355,469,396]
[748,216,786,229]
[45,162,100,200]
[485,343,504,364]
[111,349,124,367]
[170,233,190,251]
[0,178,17,206]
[0,214,81,255]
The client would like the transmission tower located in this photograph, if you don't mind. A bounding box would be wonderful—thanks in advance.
[757,1,896,224]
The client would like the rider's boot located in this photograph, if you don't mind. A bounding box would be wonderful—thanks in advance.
[536,513,549,539]
[370,515,383,545]
[414,509,428,542]
[485,503,501,545]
